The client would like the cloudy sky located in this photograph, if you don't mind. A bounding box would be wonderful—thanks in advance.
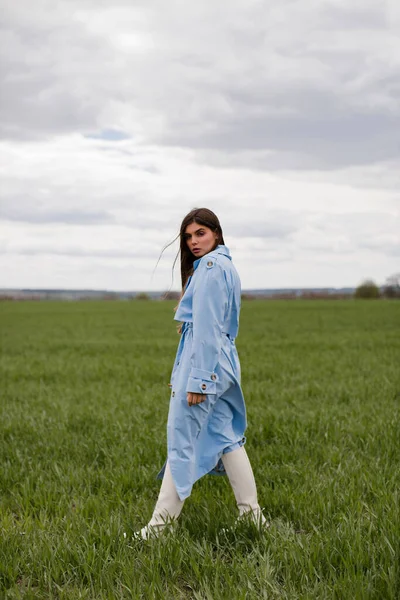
[1,0,399,291]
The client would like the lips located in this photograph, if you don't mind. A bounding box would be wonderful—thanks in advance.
[193,248,201,253]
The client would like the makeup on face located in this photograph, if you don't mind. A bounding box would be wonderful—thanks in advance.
[184,222,218,257]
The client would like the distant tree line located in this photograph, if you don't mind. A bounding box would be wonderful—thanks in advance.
[355,273,400,299]
[1,273,398,302]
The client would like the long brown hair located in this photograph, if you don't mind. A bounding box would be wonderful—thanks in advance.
[178,208,225,290]
[155,208,225,330]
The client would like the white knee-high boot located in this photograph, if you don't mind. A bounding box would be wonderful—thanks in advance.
[221,446,268,528]
[134,461,184,539]
[149,460,184,526]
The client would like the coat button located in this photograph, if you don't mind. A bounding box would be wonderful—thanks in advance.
[201,383,207,390]
[207,261,213,267]
[172,391,175,397]
[211,374,216,381]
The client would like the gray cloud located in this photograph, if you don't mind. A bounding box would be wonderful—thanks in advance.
[151,2,400,169]
[296,211,400,257]
[360,239,400,257]
[0,196,181,229]
[0,3,116,140]
[0,201,115,225]
[225,210,300,239]
[317,3,389,31]
[1,0,399,172]
[1,244,150,259]
[165,111,400,170]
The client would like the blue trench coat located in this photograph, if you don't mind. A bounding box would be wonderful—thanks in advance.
[156,244,247,501]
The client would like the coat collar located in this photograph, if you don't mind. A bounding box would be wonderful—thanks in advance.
[193,244,231,270]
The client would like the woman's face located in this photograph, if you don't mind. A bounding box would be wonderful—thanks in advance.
[184,221,219,258]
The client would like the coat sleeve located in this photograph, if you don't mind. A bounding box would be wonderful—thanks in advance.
[186,258,229,395]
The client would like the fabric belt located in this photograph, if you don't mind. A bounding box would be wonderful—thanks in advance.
[181,321,235,341]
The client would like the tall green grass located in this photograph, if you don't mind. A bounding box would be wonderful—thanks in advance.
[1,300,399,599]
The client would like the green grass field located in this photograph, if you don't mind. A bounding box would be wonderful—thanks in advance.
[1,299,399,599]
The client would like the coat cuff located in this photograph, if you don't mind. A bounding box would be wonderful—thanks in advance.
[186,367,219,394]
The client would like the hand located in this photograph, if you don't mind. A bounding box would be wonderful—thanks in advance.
[187,392,206,406]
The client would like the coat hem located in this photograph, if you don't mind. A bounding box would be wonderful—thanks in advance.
[155,435,247,499]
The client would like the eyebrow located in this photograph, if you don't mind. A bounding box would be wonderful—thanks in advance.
[184,228,205,236]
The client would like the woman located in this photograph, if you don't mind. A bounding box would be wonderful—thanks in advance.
[135,208,268,540]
